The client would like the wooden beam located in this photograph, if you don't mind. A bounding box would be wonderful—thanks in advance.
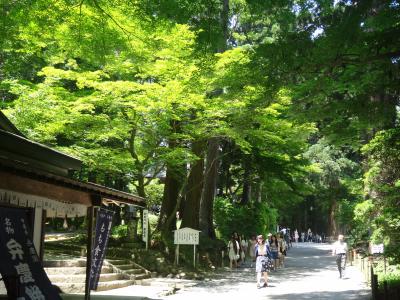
[0,171,91,206]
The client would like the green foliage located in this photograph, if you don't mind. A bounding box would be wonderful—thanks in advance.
[2,0,399,265]
[361,128,400,262]
[111,224,128,238]
[376,263,400,290]
[214,197,277,240]
[144,180,164,208]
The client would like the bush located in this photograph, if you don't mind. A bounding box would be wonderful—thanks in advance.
[378,264,400,290]
[111,224,128,238]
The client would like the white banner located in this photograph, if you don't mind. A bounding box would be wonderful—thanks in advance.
[0,189,87,217]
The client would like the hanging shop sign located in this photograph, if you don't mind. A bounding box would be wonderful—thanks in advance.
[0,207,62,299]
[89,208,114,290]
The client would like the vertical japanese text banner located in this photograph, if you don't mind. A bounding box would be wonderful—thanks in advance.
[89,208,114,290]
[142,209,148,243]
[0,207,62,299]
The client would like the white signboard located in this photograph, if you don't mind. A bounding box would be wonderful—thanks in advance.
[174,227,200,245]
[371,243,384,254]
[142,209,148,243]
[173,227,201,267]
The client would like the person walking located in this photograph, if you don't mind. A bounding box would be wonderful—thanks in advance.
[249,235,257,267]
[294,229,299,246]
[228,234,239,269]
[269,234,280,270]
[255,235,271,288]
[278,233,287,268]
[233,231,243,265]
[240,234,248,263]
[332,234,348,278]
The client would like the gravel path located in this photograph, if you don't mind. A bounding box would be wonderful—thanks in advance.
[93,243,371,300]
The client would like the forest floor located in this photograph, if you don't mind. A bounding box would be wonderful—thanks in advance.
[90,243,371,300]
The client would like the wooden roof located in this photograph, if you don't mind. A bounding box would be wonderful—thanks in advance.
[0,111,145,207]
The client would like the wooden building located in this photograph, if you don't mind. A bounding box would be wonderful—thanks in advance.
[0,111,145,258]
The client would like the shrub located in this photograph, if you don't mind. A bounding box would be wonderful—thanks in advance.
[111,224,128,238]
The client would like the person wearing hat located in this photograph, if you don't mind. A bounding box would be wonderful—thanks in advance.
[332,234,348,278]
[254,235,272,288]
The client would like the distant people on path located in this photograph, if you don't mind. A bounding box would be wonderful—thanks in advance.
[294,229,299,245]
[255,235,271,288]
[241,234,248,263]
[249,235,257,267]
[228,233,240,269]
[307,228,312,242]
[332,234,348,278]
[278,233,287,268]
[301,232,305,242]
[233,232,243,261]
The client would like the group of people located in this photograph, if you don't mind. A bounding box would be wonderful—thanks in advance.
[227,230,349,288]
[227,232,290,288]
[293,228,325,244]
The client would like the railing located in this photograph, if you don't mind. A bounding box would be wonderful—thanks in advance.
[350,251,400,300]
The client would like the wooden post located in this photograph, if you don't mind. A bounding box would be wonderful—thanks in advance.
[383,280,388,300]
[175,244,179,265]
[371,267,375,300]
[384,256,387,274]
[84,206,95,300]
[193,245,195,268]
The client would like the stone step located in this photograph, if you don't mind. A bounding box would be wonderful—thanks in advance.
[54,279,135,294]
[43,259,86,268]
[49,272,124,283]
[45,265,113,275]
[115,264,138,270]
[123,268,145,275]
[106,259,130,265]
[133,273,151,280]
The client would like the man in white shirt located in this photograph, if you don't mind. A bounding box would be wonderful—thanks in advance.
[332,234,348,278]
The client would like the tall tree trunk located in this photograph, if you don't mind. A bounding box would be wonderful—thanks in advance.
[241,156,251,204]
[157,120,183,233]
[197,0,229,238]
[182,140,205,229]
[199,137,219,238]
[157,162,181,232]
[136,173,146,198]
[328,198,338,237]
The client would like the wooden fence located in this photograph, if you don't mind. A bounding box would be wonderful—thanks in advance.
[350,251,400,300]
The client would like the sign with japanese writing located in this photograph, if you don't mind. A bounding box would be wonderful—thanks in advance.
[371,243,384,254]
[89,208,114,290]
[0,206,62,299]
[174,227,200,245]
[142,209,148,243]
